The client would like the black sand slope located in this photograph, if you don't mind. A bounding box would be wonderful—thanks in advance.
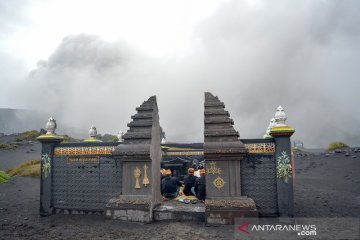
[294,152,360,218]
[0,143,41,170]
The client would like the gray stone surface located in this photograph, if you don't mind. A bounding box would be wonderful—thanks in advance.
[153,201,205,222]
[203,92,257,225]
[111,96,162,223]
[105,195,152,222]
[108,208,151,222]
[203,92,247,199]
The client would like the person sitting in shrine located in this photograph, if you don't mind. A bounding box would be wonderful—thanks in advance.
[194,162,204,177]
[182,168,197,196]
[161,169,182,199]
[192,169,206,200]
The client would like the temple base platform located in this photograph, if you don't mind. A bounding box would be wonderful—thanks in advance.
[153,200,205,222]
[105,195,152,223]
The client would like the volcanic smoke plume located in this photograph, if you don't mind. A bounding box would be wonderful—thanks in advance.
[6,0,360,147]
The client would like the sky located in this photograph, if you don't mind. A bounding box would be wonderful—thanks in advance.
[0,0,360,148]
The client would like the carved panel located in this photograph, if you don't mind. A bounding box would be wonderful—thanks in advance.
[54,146,115,155]
[245,143,275,154]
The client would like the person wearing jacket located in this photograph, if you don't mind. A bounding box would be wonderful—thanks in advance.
[183,168,197,196]
[161,169,182,199]
[192,169,206,200]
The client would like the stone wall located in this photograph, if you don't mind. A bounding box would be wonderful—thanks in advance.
[38,141,121,215]
[241,139,278,216]
[52,142,121,212]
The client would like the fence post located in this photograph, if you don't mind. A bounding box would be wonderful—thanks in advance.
[270,106,295,217]
[37,117,63,216]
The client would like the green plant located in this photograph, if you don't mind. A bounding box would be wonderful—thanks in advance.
[16,130,40,142]
[0,171,11,183]
[41,154,51,178]
[326,142,349,152]
[101,134,118,142]
[277,151,292,183]
[0,141,18,150]
[292,147,299,153]
[7,159,41,177]
[0,141,10,149]
[61,134,77,143]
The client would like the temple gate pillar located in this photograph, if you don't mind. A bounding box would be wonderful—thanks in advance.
[204,92,257,225]
[108,96,162,223]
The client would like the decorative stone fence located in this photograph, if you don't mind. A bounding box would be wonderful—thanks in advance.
[37,93,295,224]
[37,140,121,215]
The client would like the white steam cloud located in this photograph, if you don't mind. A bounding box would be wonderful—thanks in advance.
[7,0,360,147]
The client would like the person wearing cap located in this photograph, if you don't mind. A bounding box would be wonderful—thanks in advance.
[192,169,206,200]
[183,168,197,196]
[161,169,182,199]
[194,161,204,177]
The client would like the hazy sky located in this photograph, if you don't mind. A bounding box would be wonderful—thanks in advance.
[0,0,359,147]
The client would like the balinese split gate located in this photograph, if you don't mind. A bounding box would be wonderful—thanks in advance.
[37,92,295,224]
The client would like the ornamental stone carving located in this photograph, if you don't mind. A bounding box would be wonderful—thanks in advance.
[264,117,276,138]
[45,117,57,135]
[274,106,287,127]
[89,125,97,138]
[117,131,124,142]
[270,105,295,137]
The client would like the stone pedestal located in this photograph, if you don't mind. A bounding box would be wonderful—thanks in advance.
[204,92,257,225]
[37,134,64,216]
[205,198,258,225]
[109,96,162,223]
[106,195,152,222]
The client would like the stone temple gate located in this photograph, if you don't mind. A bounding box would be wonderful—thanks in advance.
[37,92,295,224]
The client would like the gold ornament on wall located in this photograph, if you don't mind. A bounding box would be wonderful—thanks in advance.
[213,176,225,190]
[245,143,275,154]
[208,161,221,175]
[134,166,142,189]
[142,164,150,186]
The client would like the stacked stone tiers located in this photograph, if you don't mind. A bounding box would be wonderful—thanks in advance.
[114,96,157,158]
[121,96,157,144]
[204,92,247,159]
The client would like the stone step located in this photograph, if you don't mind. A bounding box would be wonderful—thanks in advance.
[204,109,230,116]
[123,131,152,140]
[127,120,153,127]
[153,201,205,222]
[131,112,153,120]
[204,128,239,137]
